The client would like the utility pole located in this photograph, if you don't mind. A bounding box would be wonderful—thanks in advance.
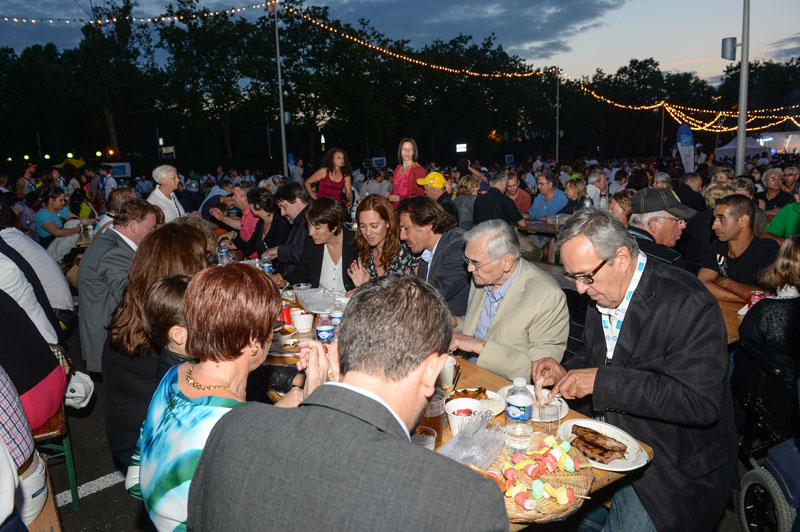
[273,1,288,177]
[555,68,560,162]
[735,0,750,175]
[659,106,665,159]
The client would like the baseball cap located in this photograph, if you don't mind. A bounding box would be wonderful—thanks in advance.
[630,188,696,219]
[417,171,446,189]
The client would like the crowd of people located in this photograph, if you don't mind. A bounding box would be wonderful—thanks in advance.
[0,140,798,531]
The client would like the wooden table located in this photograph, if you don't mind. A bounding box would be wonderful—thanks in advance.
[442,360,653,495]
[718,299,743,344]
[520,220,559,235]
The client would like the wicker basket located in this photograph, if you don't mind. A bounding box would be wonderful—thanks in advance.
[488,432,593,524]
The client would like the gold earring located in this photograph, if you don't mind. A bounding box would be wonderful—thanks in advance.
[251,347,258,356]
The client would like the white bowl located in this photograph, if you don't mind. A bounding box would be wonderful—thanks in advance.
[445,398,483,436]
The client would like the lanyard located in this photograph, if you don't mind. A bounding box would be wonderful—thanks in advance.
[599,252,647,364]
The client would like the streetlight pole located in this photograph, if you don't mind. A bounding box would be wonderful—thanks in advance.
[659,106,665,159]
[735,0,750,175]
[555,68,560,162]
[273,1,288,177]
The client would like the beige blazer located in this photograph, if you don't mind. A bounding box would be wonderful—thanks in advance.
[457,259,569,382]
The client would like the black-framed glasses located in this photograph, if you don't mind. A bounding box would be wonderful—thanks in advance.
[563,259,607,285]
[464,257,498,270]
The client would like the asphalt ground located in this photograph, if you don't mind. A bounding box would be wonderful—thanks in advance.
[49,326,745,532]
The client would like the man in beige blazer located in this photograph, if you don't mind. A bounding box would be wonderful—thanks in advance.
[450,220,569,382]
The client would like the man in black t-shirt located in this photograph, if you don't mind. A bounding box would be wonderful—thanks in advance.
[698,194,779,303]
[472,172,526,228]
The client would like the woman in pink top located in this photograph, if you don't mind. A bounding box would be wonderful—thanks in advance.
[389,138,425,208]
[305,148,354,208]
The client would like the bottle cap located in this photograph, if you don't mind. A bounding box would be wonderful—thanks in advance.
[513,377,526,387]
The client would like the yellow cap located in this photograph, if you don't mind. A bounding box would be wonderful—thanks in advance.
[417,171,446,188]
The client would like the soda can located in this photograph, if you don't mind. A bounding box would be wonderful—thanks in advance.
[748,290,765,309]
[280,303,293,325]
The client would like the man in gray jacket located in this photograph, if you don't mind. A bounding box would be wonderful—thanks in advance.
[78,199,160,372]
[187,275,509,532]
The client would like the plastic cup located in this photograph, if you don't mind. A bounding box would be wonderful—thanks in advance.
[534,402,560,436]
[411,426,437,451]
[436,355,457,389]
[445,398,483,436]
[292,312,314,333]
[419,396,445,447]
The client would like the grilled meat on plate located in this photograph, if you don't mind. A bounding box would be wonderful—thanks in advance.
[572,425,627,452]
[571,437,625,464]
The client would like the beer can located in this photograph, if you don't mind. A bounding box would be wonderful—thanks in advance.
[748,290,765,308]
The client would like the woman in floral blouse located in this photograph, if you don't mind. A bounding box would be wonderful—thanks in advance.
[347,194,417,292]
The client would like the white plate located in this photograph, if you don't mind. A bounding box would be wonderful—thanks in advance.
[557,418,648,472]
[446,389,506,416]
[496,384,569,421]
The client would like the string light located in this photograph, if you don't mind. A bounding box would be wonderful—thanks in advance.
[2,1,797,130]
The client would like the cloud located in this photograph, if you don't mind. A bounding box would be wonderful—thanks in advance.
[319,0,630,62]
[769,32,800,61]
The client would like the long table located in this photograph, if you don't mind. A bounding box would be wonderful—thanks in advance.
[442,360,654,494]
[533,262,743,344]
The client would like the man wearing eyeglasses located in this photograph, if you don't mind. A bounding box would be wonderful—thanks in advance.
[532,209,736,532]
[449,220,568,382]
[781,166,799,196]
[627,188,695,270]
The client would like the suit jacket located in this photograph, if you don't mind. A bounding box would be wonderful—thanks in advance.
[78,229,135,372]
[187,385,509,532]
[286,228,358,292]
[276,207,308,276]
[417,228,470,316]
[564,259,737,532]
[457,259,569,382]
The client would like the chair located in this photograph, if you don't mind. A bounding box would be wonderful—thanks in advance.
[32,405,79,513]
[561,288,589,367]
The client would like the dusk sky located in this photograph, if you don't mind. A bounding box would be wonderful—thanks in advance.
[1,0,798,84]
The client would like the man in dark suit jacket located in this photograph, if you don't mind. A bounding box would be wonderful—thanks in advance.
[187,276,509,532]
[269,182,310,276]
[78,199,160,372]
[533,209,737,532]
[397,196,470,315]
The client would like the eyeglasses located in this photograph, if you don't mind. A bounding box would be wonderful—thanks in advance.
[464,257,499,270]
[563,259,607,285]
[654,216,683,223]
[764,176,781,182]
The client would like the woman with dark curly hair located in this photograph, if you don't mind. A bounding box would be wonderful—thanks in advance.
[304,148,354,207]
[347,194,416,289]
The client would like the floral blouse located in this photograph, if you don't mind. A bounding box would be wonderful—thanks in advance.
[366,241,418,279]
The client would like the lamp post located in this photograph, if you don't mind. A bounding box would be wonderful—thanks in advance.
[555,68,560,163]
[272,1,288,177]
[722,0,750,175]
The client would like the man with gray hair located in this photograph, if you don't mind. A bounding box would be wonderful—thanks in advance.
[628,188,695,269]
[532,208,736,532]
[782,166,799,196]
[146,164,185,222]
[450,219,568,382]
[586,171,609,209]
[651,172,672,190]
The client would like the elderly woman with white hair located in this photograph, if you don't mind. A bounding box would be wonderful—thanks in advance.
[756,168,793,218]
[146,165,185,222]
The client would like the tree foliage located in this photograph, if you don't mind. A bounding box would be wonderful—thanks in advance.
[0,0,797,169]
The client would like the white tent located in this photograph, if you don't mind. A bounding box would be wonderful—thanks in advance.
[713,136,766,160]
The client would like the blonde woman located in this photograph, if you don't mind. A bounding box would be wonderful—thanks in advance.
[454,174,480,230]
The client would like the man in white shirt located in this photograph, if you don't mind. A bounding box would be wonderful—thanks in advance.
[586,171,610,209]
[100,165,117,202]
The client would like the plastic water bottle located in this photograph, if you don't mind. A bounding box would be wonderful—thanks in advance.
[350,200,360,224]
[87,225,94,239]
[217,243,231,265]
[315,314,334,345]
[505,377,534,454]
